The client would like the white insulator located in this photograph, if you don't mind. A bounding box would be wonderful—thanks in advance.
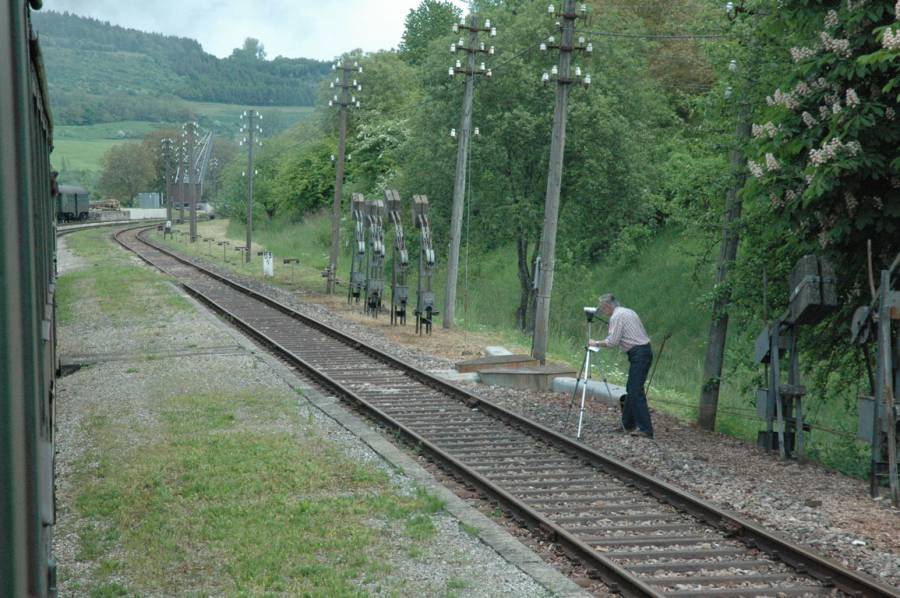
[456,59,462,68]
[480,61,486,71]
[584,74,591,86]
[548,4,555,14]
[452,23,458,32]
[489,46,495,55]
[486,69,492,78]
[729,59,737,72]
[551,65,558,75]
[491,27,497,37]
[451,43,456,52]
[450,128,456,138]
[548,35,555,44]
[540,42,547,51]
[480,42,485,51]
[575,66,582,76]
[586,42,593,53]
[485,19,491,28]
[474,127,480,136]
[355,100,360,108]
[449,67,455,76]
[330,82,334,88]
[541,72,550,83]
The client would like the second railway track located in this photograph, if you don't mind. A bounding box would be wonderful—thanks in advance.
[114,224,898,598]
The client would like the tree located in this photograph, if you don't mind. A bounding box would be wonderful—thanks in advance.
[740,0,900,350]
[231,37,267,62]
[399,0,462,66]
[97,142,155,205]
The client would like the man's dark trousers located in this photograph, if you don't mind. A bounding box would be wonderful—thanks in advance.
[622,344,653,435]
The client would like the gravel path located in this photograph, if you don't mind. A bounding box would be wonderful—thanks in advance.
[174,248,900,590]
[54,235,554,597]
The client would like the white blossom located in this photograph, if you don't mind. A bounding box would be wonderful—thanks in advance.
[765,153,781,171]
[825,10,839,28]
[748,160,764,178]
[790,46,817,62]
[785,189,798,202]
[887,106,897,121]
[802,111,818,127]
[896,0,900,20]
[884,28,900,51]
[820,31,852,58]
[845,88,860,106]
[832,102,843,114]
[809,137,861,167]
[874,196,883,210]
[819,105,832,120]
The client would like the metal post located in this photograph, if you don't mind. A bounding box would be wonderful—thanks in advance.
[444,15,495,329]
[327,61,362,294]
[246,111,255,263]
[878,270,898,505]
[771,322,786,459]
[533,0,587,363]
[160,138,173,224]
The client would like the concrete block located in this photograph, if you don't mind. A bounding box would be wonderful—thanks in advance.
[456,354,539,373]
[429,369,480,383]
[479,365,577,392]
[551,377,626,406]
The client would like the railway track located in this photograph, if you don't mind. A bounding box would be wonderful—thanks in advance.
[114,224,899,598]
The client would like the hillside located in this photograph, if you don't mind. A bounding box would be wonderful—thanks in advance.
[33,11,331,125]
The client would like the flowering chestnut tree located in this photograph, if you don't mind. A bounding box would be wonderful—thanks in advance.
[740,0,899,315]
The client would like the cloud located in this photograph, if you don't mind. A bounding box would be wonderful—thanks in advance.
[42,0,469,60]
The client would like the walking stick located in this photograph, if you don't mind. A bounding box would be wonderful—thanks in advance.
[645,332,672,396]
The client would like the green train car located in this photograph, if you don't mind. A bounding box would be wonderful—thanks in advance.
[56,184,89,222]
[1,1,59,596]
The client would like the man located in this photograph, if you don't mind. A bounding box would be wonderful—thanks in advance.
[589,294,654,439]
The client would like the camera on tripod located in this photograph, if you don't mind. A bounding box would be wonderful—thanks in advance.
[583,306,597,322]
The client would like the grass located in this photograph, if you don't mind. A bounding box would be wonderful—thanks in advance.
[57,228,190,324]
[73,392,445,595]
[53,103,314,174]
[157,214,871,477]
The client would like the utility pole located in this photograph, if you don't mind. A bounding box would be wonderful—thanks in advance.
[180,121,198,226]
[532,0,592,363]
[326,60,363,293]
[443,14,496,329]
[160,137,174,224]
[240,110,262,263]
[698,112,750,430]
[699,4,757,429]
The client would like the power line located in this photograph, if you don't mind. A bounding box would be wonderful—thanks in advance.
[584,30,726,40]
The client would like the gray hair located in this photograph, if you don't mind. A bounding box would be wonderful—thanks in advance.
[598,293,619,309]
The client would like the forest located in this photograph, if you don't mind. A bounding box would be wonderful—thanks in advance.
[33,11,331,124]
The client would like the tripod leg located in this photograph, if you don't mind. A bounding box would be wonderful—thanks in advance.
[577,350,591,439]
[564,351,588,431]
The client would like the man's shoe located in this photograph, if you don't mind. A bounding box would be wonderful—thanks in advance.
[629,430,654,439]
[610,426,635,434]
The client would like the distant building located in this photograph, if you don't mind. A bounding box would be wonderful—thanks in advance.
[135,192,162,209]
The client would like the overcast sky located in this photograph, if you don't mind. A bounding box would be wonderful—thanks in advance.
[42,0,470,60]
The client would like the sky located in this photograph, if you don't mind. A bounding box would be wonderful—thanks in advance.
[42,0,470,61]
